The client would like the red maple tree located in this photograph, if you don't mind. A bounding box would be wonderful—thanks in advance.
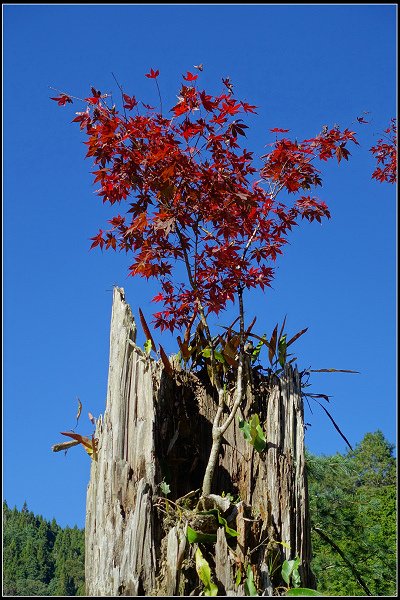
[52,70,363,494]
[51,70,359,336]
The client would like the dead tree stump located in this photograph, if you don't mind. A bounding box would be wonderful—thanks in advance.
[85,287,315,596]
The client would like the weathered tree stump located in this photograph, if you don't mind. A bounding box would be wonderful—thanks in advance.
[85,287,315,596]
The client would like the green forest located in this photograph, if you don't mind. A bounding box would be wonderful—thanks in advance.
[3,430,396,596]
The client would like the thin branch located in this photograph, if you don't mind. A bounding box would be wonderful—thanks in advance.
[155,78,163,116]
[201,285,246,496]
[175,223,220,390]
[111,72,128,122]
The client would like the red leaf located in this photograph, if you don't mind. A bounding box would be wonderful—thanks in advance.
[123,94,138,110]
[138,307,157,351]
[85,96,100,105]
[335,143,350,163]
[183,71,198,82]
[270,128,289,133]
[286,327,308,347]
[269,323,278,365]
[172,101,189,117]
[177,335,191,361]
[145,68,159,79]
[50,94,72,106]
[159,344,174,376]
[60,431,92,446]
[241,101,257,114]
[90,230,104,250]
[90,87,102,98]
[278,315,287,346]
[222,77,234,93]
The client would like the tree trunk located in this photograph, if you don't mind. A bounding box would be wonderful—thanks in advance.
[85,287,315,596]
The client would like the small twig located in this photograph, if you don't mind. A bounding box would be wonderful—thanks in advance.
[111,72,128,122]
[48,86,84,103]
[154,78,163,115]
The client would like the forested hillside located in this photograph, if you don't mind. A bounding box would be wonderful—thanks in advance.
[2,502,84,596]
[3,430,396,596]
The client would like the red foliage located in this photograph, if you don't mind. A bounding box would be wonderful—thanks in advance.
[52,70,360,332]
[50,93,73,106]
[370,118,397,184]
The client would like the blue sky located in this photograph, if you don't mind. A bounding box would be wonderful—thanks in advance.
[3,4,396,528]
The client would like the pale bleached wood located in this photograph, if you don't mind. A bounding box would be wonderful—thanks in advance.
[85,288,315,595]
[85,288,160,596]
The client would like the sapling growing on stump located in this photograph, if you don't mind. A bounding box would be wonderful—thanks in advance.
[51,68,393,596]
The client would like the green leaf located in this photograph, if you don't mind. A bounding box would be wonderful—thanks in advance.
[239,419,252,442]
[196,509,238,538]
[195,547,218,596]
[282,559,291,585]
[144,339,152,355]
[186,525,217,544]
[278,334,287,368]
[214,350,226,364]
[251,334,266,363]
[239,415,266,453]
[244,564,258,596]
[253,425,267,453]
[214,510,238,538]
[159,480,170,496]
[285,588,322,596]
[282,557,301,587]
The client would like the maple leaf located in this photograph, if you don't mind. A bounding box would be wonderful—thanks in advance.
[72,109,91,130]
[241,101,257,114]
[90,87,102,97]
[50,93,72,106]
[90,230,105,250]
[335,143,351,164]
[230,120,249,137]
[105,233,117,250]
[183,71,198,82]
[123,94,138,110]
[270,128,290,133]
[221,101,241,116]
[85,96,100,105]
[200,91,217,112]
[145,68,160,79]
[172,100,190,117]
[222,77,234,93]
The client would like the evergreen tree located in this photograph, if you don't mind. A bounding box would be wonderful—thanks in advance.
[308,430,397,596]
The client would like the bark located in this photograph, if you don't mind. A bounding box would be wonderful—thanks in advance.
[85,287,315,596]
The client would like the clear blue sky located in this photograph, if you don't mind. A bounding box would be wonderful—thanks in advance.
[3,4,396,529]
